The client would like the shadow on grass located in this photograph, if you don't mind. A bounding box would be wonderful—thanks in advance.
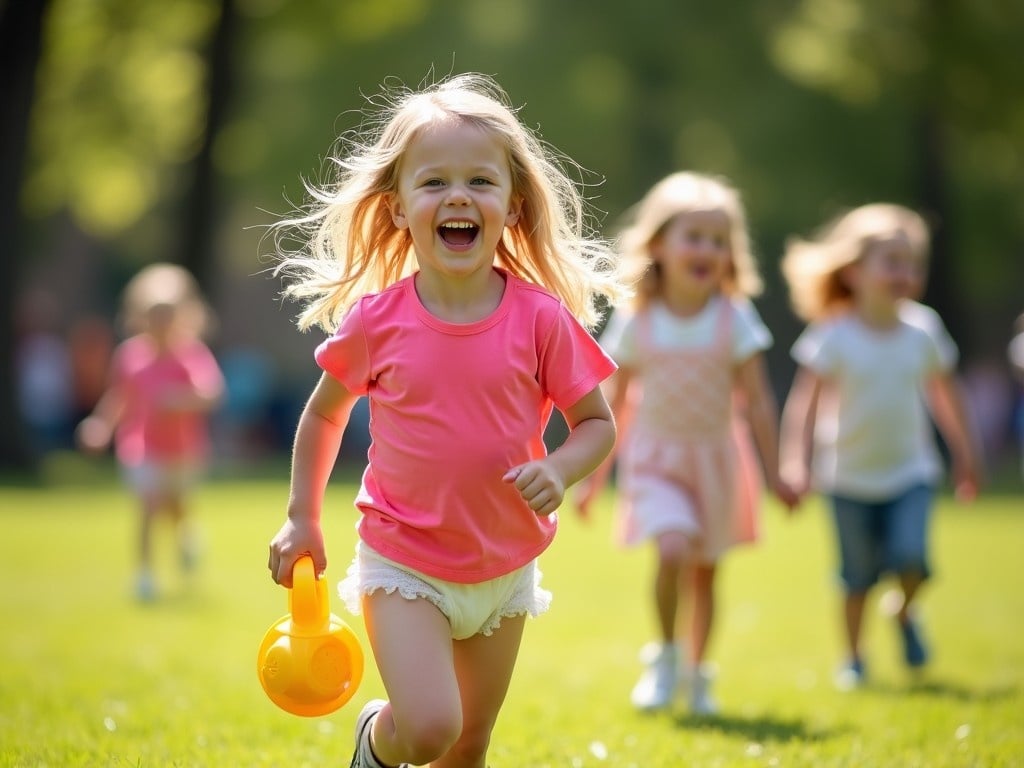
[671,712,843,742]
[869,677,1020,703]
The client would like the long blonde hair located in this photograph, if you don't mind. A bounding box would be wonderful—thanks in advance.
[616,171,763,311]
[781,203,930,322]
[270,73,628,332]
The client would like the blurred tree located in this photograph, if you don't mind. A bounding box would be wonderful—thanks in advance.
[768,0,1024,355]
[180,0,238,289]
[2,0,233,471]
[4,0,1022,471]
[1,0,52,472]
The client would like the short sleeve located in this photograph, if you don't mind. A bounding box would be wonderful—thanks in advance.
[791,322,838,376]
[184,342,224,395]
[538,306,618,410]
[900,301,958,371]
[313,302,372,395]
[731,297,773,363]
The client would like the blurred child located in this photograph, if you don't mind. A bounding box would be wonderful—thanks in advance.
[576,171,798,715]
[77,263,224,601]
[779,203,980,689]
[1009,312,1024,478]
[265,73,627,768]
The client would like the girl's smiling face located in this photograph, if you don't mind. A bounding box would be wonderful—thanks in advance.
[650,208,733,306]
[388,117,521,284]
[845,232,928,317]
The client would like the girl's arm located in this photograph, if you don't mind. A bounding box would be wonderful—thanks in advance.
[75,385,125,454]
[504,384,616,517]
[572,366,635,517]
[779,365,822,502]
[268,372,358,587]
[924,372,981,502]
[735,352,799,510]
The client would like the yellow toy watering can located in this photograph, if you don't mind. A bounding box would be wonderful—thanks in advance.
[257,555,364,717]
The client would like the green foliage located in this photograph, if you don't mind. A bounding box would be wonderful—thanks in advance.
[16,0,1024,367]
[1,475,1021,766]
[25,0,218,235]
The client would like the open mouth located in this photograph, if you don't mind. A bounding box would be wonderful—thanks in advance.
[438,221,479,247]
[689,264,712,279]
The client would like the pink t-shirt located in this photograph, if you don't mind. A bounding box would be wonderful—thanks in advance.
[315,269,617,583]
[112,335,224,466]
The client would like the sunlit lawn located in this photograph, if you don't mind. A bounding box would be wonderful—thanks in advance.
[1,457,1022,767]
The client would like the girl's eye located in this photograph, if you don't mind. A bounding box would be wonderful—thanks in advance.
[471,177,492,186]
[423,179,445,187]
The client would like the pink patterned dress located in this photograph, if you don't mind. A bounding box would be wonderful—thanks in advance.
[616,300,762,561]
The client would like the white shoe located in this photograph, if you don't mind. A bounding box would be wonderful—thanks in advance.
[689,664,718,716]
[631,642,678,711]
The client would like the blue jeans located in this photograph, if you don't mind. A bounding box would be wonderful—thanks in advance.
[829,484,934,593]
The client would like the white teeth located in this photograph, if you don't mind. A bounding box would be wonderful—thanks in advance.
[441,221,475,229]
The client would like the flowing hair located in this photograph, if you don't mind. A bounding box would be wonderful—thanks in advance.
[268,73,629,332]
[781,203,929,322]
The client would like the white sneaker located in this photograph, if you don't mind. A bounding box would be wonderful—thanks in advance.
[631,642,678,711]
[689,664,718,716]
[350,699,409,768]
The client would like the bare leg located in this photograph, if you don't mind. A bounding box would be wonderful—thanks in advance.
[361,591,461,768]
[137,493,162,572]
[689,564,716,666]
[843,590,868,661]
[897,572,925,621]
[653,531,691,642]
[433,615,526,768]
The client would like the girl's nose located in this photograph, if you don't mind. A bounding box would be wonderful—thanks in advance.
[445,185,471,206]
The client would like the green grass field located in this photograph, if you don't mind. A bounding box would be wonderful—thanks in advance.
[1,462,1022,767]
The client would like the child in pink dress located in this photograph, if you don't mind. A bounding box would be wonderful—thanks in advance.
[77,263,224,600]
[578,172,797,715]
[265,73,629,768]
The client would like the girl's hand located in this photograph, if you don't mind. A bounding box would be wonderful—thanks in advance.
[75,416,112,454]
[771,477,802,514]
[268,517,327,588]
[503,460,566,516]
[951,459,980,503]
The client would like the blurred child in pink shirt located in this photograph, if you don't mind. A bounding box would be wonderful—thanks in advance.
[77,263,224,600]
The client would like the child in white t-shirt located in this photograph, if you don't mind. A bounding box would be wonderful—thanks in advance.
[779,203,980,689]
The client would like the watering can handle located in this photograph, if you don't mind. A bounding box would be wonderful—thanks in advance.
[289,555,329,629]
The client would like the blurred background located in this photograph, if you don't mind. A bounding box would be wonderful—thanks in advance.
[3,0,1022,480]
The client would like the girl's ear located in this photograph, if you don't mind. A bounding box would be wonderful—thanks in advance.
[387,193,409,230]
[505,196,523,228]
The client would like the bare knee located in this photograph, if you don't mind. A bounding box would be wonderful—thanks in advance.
[656,532,692,569]
[394,709,462,766]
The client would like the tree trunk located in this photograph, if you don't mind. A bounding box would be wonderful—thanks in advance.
[0,0,51,473]
[180,0,238,295]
